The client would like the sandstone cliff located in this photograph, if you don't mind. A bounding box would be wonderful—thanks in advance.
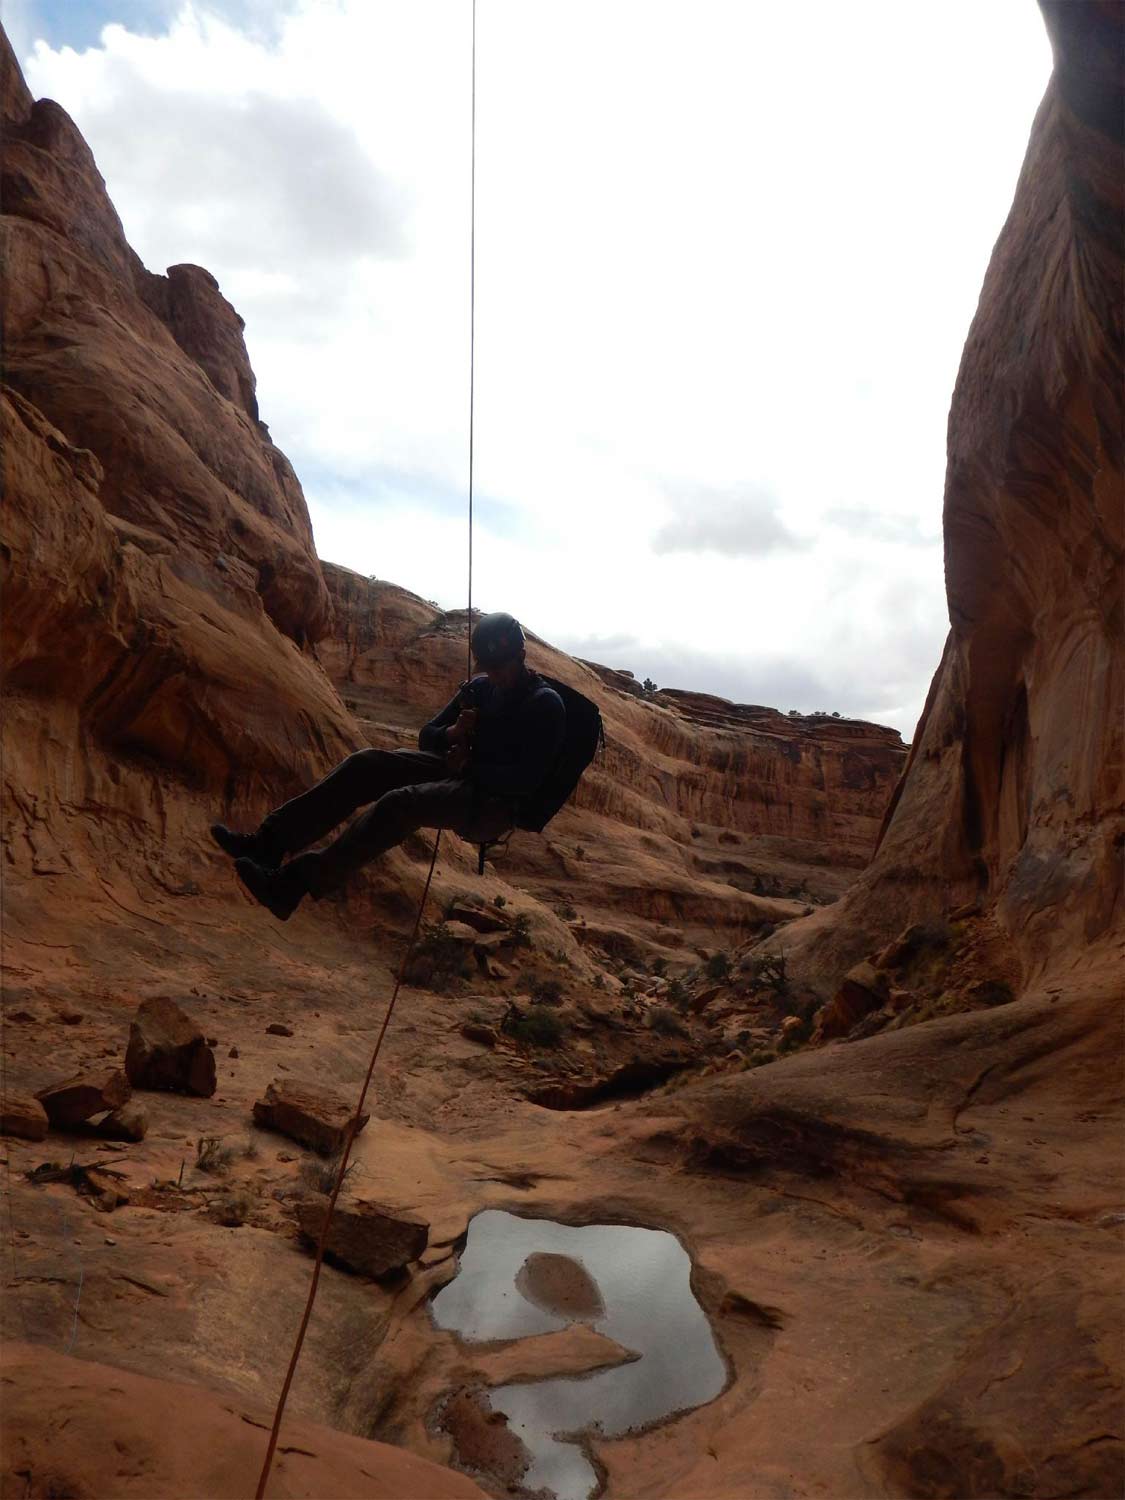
[774,0,1124,998]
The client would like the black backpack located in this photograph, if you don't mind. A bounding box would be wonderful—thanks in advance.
[514,675,604,832]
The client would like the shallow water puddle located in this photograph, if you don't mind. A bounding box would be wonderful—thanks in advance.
[431,1209,727,1500]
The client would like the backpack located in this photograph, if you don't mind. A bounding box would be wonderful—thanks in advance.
[514,675,604,833]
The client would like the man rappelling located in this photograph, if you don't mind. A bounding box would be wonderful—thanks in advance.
[211,613,569,920]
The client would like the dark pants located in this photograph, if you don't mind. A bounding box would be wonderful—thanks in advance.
[259,749,515,895]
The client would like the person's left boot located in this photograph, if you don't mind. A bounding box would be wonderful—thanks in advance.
[211,824,282,869]
[234,857,309,921]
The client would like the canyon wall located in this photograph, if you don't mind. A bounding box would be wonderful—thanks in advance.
[781,0,1124,987]
[0,17,903,981]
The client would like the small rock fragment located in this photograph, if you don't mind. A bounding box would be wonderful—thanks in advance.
[266,1023,293,1037]
[97,1102,147,1143]
[252,1080,369,1156]
[297,1194,428,1277]
[125,997,216,1097]
[228,1046,239,1059]
[35,1071,130,1129]
[461,1022,498,1047]
[1,1095,49,1142]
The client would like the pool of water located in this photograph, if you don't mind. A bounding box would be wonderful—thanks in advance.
[431,1209,728,1500]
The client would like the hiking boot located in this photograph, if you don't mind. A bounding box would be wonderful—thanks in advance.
[234,857,307,922]
[211,823,280,868]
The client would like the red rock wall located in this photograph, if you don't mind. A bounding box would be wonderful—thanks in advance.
[320,567,906,866]
[787,0,1124,984]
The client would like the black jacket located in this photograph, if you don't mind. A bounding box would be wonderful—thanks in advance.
[418,671,566,799]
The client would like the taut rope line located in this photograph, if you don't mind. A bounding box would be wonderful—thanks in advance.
[254,4,478,1494]
[253,836,442,1499]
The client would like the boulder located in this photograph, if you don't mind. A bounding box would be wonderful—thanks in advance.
[297,1194,428,1277]
[461,1022,498,1047]
[97,1102,147,1142]
[125,997,216,1097]
[253,1080,369,1156]
[35,1070,130,1128]
[813,961,890,1041]
[447,902,511,935]
[266,1023,294,1037]
[1,1094,49,1141]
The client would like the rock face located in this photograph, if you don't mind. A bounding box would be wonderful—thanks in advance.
[321,567,907,940]
[125,997,217,1097]
[1,1342,488,1500]
[297,1194,429,1277]
[778,0,1123,993]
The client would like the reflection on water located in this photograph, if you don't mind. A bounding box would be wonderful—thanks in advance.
[431,1210,727,1500]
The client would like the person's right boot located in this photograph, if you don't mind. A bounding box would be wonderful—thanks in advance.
[234,855,312,921]
[211,823,282,869]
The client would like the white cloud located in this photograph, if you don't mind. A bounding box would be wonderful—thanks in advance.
[20,0,1053,737]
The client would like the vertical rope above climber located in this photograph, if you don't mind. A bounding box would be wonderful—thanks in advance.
[466,0,477,680]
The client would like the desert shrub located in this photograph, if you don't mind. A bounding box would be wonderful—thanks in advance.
[409,923,467,990]
[748,952,788,996]
[196,1135,234,1176]
[494,894,507,908]
[300,1152,359,1196]
[704,951,732,982]
[648,1005,687,1038]
[651,957,668,977]
[503,1004,565,1049]
[511,913,533,949]
[531,977,565,1006]
[211,1189,254,1227]
[557,903,578,922]
[667,978,689,1011]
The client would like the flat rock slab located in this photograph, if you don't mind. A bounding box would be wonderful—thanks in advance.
[447,903,511,935]
[297,1194,429,1277]
[125,996,216,1097]
[1,1094,49,1141]
[35,1070,130,1129]
[253,1080,369,1156]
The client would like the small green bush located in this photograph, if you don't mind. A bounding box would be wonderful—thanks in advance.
[649,1005,687,1038]
[704,951,732,982]
[504,1005,565,1049]
[196,1135,234,1176]
[531,977,564,1007]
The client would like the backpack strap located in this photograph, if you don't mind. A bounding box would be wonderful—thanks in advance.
[477,830,513,876]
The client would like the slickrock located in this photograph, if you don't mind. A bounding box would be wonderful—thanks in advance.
[297,1194,429,1277]
[1,1342,488,1500]
[253,1079,370,1155]
[35,1070,130,1128]
[125,997,217,1097]
[0,1094,49,1141]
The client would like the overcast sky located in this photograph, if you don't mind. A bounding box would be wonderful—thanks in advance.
[9,0,1052,735]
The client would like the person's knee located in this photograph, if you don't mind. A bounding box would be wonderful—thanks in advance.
[377,784,423,835]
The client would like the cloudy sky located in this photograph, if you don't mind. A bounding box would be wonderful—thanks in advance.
[8,0,1052,735]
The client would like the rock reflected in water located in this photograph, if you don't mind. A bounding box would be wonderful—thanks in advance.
[432,1210,727,1500]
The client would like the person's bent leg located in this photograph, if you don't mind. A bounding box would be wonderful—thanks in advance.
[237,749,448,864]
[291,778,474,898]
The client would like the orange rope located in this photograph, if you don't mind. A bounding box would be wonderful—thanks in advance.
[254,832,443,1499]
